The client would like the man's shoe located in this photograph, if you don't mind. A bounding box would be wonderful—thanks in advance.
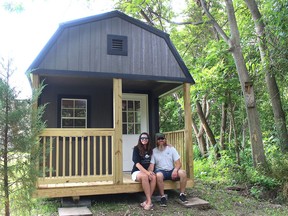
[179,193,188,203]
[160,196,167,207]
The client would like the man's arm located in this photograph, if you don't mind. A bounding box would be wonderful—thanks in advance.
[172,159,182,180]
[148,163,155,172]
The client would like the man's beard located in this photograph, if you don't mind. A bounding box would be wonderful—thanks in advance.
[158,144,165,151]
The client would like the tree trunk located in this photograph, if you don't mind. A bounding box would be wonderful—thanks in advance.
[200,0,266,167]
[220,101,228,150]
[228,93,240,165]
[244,0,288,152]
[192,119,208,156]
[4,75,10,216]
[196,100,219,158]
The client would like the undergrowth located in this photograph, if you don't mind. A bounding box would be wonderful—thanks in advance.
[194,145,288,204]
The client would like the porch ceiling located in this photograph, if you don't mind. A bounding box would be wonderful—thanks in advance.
[41,76,182,97]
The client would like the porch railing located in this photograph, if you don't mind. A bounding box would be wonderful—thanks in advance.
[37,128,186,185]
[38,128,115,185]
[164,130,186,170]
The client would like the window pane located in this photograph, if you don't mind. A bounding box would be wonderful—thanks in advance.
[62,100,73,108]
[128,100,133,111]
[75,109,86,117]
[75,119,86,128]
[62,119,73,128]
[75,100,86,108]
[62,109,73,117]
[128,123,134,134]
[135,101,140,111]
[122,112,127,122]
[128,112,134,122]
[135,112,141,123]
[122,100,127,111]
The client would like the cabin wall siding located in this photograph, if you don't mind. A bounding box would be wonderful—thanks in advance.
[39,17,184,78]
[41,83,113,128]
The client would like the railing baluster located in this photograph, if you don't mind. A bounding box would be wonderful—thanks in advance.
[87,136,90,176]
[105,136,109,175]
[81,136,84,176]
[49,136,53,177]
[69,136,72,177]
[56,136,59,177]
[43,137,46,177]
[75,136,78,176]
[63,136,66,177]
[100,136,103,175]
[93,136,96,176]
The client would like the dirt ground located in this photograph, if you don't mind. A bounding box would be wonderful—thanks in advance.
[85,181,288,216]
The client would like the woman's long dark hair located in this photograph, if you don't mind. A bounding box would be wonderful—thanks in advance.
[137,132,153,157]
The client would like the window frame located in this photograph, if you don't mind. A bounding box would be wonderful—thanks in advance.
[57,95,90,128]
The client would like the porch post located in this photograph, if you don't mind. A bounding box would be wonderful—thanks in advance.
[183,83,193,180]
[113,78,123,184]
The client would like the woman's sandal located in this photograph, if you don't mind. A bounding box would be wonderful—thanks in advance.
[143,203,153,210]
[140,201,146,207]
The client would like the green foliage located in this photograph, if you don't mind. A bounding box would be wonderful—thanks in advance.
[159,92,185,132]
[0,59,46,214]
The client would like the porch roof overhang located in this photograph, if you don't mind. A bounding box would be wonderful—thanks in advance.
[33,69,188,97]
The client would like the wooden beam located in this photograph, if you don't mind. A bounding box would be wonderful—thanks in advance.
[183,83,193,180]
[113,78,123,184]
[34,179,194,198]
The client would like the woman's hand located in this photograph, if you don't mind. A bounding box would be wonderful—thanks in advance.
[147,171,155,180]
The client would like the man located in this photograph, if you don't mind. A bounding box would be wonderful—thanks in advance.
[148,133,188,207]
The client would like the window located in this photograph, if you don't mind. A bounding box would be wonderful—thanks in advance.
[107,34,128,56]
[122,100,141,134]
[61,98,87,128]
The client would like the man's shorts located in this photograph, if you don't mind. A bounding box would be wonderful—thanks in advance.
[155,169,179,181]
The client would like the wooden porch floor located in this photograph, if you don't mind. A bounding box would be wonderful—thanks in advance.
[35,172,194,198]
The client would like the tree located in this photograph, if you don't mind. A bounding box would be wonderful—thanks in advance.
[198,0,266,167]
[244,0,288,152]
[0,58,45,215]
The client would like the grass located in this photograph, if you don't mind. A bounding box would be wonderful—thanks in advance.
[29,179,288,216]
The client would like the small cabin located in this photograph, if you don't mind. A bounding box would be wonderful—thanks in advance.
[26,10,195,198]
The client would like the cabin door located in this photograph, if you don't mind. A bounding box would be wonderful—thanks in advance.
[122,94,149,171]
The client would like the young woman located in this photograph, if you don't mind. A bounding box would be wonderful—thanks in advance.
[131,132,156,210]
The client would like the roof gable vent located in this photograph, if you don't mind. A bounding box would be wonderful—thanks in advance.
[107,34,128,56]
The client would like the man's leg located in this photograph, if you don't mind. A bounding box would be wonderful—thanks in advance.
[156,172,165,196]
[178,169,187,193]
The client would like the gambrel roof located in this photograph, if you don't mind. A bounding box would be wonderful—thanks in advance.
[27,10,194,86]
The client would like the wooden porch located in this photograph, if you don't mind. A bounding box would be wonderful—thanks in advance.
[35,129,194,198]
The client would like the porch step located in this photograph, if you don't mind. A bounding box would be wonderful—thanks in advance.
[177,197,210,209]
[58,206,92,216]
[61,197,91,207]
